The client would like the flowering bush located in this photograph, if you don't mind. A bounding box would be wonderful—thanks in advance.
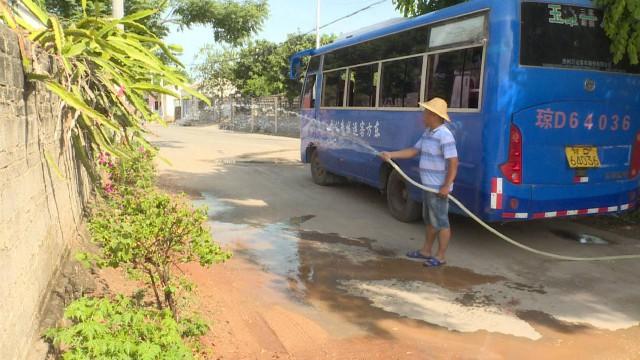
[96,145,156,196]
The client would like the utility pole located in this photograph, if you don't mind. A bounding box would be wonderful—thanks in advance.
[112,0,124,29]
[315,0,321,48]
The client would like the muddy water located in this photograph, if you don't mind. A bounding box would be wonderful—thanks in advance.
[188,191,640,358]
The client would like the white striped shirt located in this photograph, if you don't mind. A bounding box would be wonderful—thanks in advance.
[413,125,458,190]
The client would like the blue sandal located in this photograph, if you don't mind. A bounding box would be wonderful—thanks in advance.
[423,258,447,267]
[406,250,433,260]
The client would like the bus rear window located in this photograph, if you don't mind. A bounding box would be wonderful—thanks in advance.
[521,2,640,74]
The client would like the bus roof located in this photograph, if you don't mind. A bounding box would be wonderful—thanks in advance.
[289,0,598,79]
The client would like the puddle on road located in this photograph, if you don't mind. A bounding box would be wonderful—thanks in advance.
[192,191,640,341]
[193,192,553,339]
[206,218,552,339]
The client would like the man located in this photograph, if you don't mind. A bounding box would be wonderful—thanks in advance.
[380,97,459,267]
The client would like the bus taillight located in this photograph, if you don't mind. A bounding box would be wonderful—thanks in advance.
[500,125,523,184]
[630,132,640,179]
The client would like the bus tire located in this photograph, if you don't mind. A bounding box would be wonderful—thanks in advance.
[310,149,338,186]
[386,169,421,222]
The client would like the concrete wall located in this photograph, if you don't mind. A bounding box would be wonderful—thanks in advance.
[0,25,89,359]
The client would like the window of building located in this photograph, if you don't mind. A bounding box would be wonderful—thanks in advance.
[347,64,378,107]
[426,46,483,109]
[322,70,346,107]
[379,56,423,108]
[429,15,485,49]
[301,74,317,109]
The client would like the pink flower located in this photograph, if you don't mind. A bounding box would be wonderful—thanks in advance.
[103,182,115,194]
[117,85,126,98]
[98,152,108,165]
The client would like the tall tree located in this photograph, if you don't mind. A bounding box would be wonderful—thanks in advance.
[194,33,336,101]
[595,0,640,65]
[393,0,640,65]
[40,0,269,44]
[193,45,238,97]
[392,0,466,17]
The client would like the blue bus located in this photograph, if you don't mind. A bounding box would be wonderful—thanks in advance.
[290,0,640,222]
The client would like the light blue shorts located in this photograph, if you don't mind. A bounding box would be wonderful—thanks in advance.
[422,191,450,230]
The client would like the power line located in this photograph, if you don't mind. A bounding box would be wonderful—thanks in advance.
[304,0,389,35]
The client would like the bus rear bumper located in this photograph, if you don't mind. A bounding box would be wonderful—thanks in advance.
[487,179,640,221]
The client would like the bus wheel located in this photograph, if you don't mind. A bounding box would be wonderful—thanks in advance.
[386,169,421,222]
[310,149,337,186]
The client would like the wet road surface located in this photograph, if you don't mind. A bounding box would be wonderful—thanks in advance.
[151,124,640,359]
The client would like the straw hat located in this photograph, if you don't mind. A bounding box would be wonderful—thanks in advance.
[419,97,450,122]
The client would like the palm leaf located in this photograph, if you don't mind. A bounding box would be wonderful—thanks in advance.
[45,81,120,133]
[71,132,98,184]
[131,83,180,98]
[121,9,158,22]
[20,0,50,24]
[0,2,18,29]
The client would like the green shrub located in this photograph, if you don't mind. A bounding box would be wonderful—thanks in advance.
[86,190,231,319]
[45,296,194,359]
[109,146,157,192]
[97,145,157,196]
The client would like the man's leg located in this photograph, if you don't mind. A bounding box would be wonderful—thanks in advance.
[422,224,438,256]
[435,228,451,261]
[430,193,451,263]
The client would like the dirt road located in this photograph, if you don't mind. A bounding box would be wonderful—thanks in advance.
[150,124,640,359]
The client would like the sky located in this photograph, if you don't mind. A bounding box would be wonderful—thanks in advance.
[164,0,402,68]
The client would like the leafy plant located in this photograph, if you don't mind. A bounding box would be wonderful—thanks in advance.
[45,296,195,359]
[87,190,231,319]
[595,0,640,65]
[1,0,206,183]
[98,143,157,196]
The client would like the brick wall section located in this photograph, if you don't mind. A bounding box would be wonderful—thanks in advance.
[0,25,89,359]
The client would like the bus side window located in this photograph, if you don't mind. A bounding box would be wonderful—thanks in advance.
[379,56,422,108]
[426,46,482,109]
[347,64,378,107]
[302,74,316,109]
[322,70,346,107]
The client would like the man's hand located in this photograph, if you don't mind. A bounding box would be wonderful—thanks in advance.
[379,152,392,162]
[438,185,450,198]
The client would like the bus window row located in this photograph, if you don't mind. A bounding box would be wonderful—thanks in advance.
[313,45,483,110]
[301,12,487,111]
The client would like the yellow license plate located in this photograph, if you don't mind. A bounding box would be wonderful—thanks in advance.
[565,146,601,168]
